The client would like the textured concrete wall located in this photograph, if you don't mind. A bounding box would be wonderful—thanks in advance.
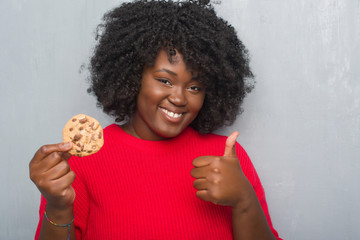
[1,0,359,239]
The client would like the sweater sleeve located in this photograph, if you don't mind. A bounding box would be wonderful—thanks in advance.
[34,195,46,240]
[235,142,282,240]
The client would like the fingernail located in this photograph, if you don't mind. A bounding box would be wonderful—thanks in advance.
[62,142,72,148]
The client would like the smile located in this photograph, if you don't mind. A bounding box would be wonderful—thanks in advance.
[160,108,183,119]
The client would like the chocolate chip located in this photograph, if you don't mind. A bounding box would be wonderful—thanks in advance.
[76,142,84,150]
[73,134,82,142]
[79,117,88,124]
[90,122,99,130]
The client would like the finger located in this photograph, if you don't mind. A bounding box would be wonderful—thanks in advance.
[223,131,239,157]
[47,171,76,202]
[193,179,209,190]
[30,152,62,176]
[192,156,216,168]
[191,167,205,179]
[45,160,72,180]
[34,151,69,173]
[33,142,73,163]
[195,190,212,202]
[59,152,72,161]
[52,170,76,190]
[191,164,218,179]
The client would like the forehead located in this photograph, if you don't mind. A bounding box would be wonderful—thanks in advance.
[148,49,199,79]
[153,50,182,68]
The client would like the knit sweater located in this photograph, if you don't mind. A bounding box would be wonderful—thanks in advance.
[35,124,281,239]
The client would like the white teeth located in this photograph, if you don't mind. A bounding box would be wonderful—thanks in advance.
[161,108,182,119]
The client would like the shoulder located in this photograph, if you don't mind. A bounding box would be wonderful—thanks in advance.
[191,128,248,149]
[186,127,227,143]
[185,128,250,157]
[103,123,122,137]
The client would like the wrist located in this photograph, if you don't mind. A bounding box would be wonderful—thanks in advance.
[45,205,74,225]
[231,183,258,214]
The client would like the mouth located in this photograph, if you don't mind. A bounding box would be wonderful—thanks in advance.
[159,107,184,120]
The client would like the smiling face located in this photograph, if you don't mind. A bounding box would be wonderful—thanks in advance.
[124,49,205,141]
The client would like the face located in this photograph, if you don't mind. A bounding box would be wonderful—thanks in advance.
[126,49,205,141]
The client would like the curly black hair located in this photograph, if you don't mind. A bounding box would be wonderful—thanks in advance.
[89,0,254,134]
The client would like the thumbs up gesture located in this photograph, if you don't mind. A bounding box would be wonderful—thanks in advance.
[191,131,253,208]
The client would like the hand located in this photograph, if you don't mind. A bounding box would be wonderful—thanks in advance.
[29,143,76,210]
[191,131,253,208]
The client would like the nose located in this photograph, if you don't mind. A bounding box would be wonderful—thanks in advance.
[168,87,187,106]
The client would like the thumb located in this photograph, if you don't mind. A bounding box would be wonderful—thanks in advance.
[223,131,239,157]
[34,142,73,163]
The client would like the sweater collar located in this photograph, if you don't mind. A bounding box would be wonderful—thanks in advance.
[106,124,197,152]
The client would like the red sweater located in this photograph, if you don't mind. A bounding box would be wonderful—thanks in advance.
[35,124,281,239]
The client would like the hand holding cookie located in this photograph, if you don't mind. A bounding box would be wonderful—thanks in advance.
[29,114,104,211]
[29,142,76,210]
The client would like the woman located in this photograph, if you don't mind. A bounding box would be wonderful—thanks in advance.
[30,1,282,239]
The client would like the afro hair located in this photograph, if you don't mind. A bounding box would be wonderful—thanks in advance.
[89,0,254,134]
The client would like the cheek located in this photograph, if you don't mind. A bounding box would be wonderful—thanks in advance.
[190,94,205,113]
[137,86,163,110]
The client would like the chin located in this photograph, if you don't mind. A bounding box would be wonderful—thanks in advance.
[155,126,186,139]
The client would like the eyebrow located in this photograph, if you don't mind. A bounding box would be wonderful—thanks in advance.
[154,68,200,81]
[155,68,177,76]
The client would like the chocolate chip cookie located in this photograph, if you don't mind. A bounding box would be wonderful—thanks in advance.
[63,114,104,157]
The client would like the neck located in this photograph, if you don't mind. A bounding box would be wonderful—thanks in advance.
[120,120,167,141]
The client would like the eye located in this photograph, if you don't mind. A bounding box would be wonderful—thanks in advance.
[188,85,203,93]
[156,78,172,86]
